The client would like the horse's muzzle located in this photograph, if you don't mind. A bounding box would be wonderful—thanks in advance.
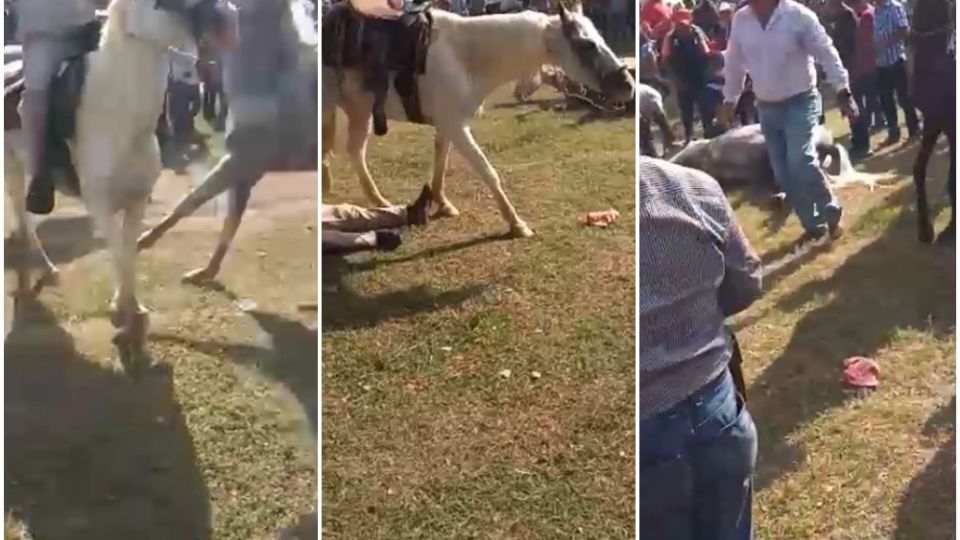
[600,66,635,104]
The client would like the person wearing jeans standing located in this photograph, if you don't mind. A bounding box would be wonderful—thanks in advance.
[720,0,858,247]
[845,0,879,157]
[663,10,719,143]
[638,157,763,540]
[872,0,919,145]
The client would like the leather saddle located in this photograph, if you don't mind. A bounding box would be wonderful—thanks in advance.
[4,20,101,197]
[321,1,433,133]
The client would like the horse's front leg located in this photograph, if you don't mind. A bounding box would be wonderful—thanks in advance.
[913,124,939,244]
[445,124,533,238]
[343,101,391,207]
[937,123,956,245]
[138,149,242,251]
[183,178,256,285]
[321,110,336,196]
[431,135,459,217]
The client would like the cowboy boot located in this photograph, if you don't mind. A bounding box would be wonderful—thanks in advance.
[23,89,55,215]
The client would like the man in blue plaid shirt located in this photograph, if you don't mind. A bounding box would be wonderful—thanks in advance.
[872,0,920,145]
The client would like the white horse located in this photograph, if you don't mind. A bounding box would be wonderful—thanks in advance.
[321,1,635,238]
[5,0,234,353]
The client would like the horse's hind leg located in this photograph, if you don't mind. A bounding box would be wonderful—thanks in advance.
[936,120,956,245]
[431,135,459,218]
[343,102,391,207]
[183,179,256,285]
[445,124,533,238]
[913,121,940,243]
[321,110,336,196]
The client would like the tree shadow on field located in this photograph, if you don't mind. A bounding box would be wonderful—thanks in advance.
[321,257,487,332]
[5,298,211,540]
[893,397,956,540]
[745,185,955,491]
[5,215,104,270]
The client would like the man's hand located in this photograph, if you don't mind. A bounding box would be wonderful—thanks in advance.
[718,101,736,128]
[837,89,859,121]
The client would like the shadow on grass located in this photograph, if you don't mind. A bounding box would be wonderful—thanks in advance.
[153,310,318,436]
[5,215,104,269]
[322,258,488,332]
[330,232,511,273]
[893,396,955,540]
[746,185,955,491]
[5,297,211,540]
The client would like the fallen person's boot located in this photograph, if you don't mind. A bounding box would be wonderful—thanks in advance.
[375,229,402,251]
[26,177,56,215]
[406,185,432,226]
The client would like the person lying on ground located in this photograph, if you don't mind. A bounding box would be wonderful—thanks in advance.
[322,184,432,255]
[638,157,763,540]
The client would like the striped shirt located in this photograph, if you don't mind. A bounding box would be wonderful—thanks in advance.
[638,158,763,420]
[873,0,908,67]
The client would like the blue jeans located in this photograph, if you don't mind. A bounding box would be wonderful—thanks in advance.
[850,73,879,152]
[758,90,842,235]
[639,371,757,540]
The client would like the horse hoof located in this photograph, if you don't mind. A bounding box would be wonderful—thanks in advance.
[433,203,460,218]
[935,226,955,246]
[510,223,535,238]
[182,267,216,285]
[37,268,59,288]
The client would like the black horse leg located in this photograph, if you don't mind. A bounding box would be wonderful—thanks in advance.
[913,121,939,243]
[936,120,956,245]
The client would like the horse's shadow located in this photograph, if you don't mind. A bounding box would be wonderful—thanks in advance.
[153,308,318,436]
[321,256,488,332]
[745,185,955,491]
[893,396,956,540]
[4,215,104,269]
[5,297,212,540]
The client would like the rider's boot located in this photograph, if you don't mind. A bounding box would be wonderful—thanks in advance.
[23,89,56,215]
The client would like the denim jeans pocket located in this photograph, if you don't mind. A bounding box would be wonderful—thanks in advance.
[639,454,695,540]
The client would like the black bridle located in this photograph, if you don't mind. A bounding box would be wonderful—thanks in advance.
[558,8,629,89]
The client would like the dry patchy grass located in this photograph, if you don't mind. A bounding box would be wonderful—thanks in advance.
[730,110,955,539]
[322,90,636,537]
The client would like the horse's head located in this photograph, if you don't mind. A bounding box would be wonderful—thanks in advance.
[546,0,635,103]
[125,0,238,51]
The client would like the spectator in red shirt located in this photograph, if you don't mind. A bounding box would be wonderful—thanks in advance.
[845,0,881,157]
[641,0,674,45]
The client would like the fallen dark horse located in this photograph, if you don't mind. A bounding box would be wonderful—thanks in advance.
[909,0,955,245]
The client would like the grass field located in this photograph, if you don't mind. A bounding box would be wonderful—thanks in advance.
[5,147,319,537]
[730,110,955,539]
[322,91,636,537]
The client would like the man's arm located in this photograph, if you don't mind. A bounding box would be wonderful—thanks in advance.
[717,200,762,317]
[721,14,746,103]
[800,5,851,93]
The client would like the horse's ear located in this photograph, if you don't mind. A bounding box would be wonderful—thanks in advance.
[558,2,570,23]
[569,0,584,15]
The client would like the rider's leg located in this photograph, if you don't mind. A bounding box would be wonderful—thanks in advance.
[22,37,65,215]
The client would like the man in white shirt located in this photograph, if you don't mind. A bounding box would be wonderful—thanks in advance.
[720,0,859,246]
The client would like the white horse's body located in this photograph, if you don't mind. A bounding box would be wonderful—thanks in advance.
[6,0,230,351]
[322,4,633,237]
